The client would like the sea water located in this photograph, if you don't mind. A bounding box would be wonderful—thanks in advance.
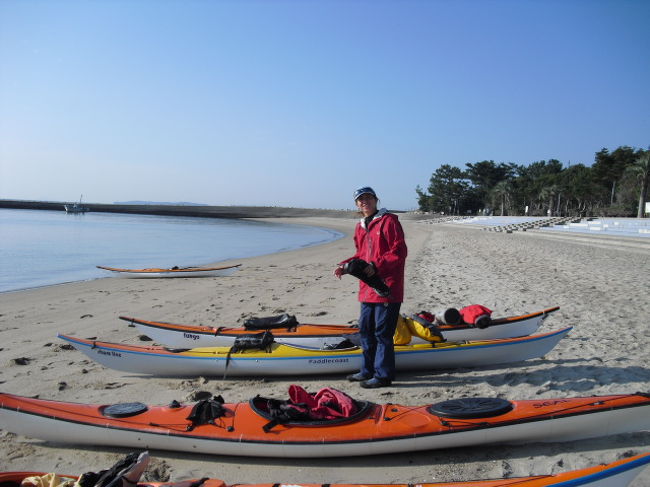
[0,209,344,292]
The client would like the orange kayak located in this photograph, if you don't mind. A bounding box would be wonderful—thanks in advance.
[120,306,560,348]
[2,452,649,486]
[96,264,241,278]
[0,390,648,458]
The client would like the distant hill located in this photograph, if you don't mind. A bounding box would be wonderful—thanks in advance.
[113,201,208,206]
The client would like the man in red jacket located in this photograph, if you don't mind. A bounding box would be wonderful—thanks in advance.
[334,187,407,388]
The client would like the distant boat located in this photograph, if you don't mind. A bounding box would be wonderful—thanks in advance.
[64,195,89,213]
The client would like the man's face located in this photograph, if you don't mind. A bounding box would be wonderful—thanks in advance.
[355,193,378,216]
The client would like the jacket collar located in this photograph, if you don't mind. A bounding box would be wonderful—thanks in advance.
[359,207,388,229]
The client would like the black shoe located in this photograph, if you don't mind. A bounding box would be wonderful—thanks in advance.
[347,372,371,382]
[360,377,392,389]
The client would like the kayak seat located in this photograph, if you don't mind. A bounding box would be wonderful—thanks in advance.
[101,402,149,418]
[428,397,513,419]
[243,313,299,331]
[251,395,373,431]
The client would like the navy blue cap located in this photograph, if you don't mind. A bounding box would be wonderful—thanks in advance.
[353,186,377,201]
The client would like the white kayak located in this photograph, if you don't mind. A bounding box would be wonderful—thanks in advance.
[96,264,241,278]
[57,327,571,377]
[120,307,560,349]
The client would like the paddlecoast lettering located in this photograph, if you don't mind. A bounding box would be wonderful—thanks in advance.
[308,358,350,364]
[183,332,201,341]
[97,349,122,358]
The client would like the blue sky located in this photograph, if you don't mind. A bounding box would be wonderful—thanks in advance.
[1,0,648,210]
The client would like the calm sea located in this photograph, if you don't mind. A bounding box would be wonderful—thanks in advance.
[0,209,344,292]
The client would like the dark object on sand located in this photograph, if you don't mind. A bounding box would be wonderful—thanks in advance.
[343,259,390,297]
[434,308,462,326]
[244,314,299,331]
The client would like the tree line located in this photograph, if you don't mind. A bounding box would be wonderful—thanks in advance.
[415,146,650,218]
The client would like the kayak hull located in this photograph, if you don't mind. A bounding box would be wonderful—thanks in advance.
[0,392,647,458]
[57,327,571,377]
[121,307,560,348]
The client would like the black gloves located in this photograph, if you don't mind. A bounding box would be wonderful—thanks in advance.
[342,258,390,297]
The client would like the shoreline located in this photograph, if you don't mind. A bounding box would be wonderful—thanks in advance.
[0,214,350,295]
[1,218,649,484]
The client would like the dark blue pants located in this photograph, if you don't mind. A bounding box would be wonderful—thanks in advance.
[358,302,401,381]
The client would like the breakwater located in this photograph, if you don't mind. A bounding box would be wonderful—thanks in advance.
[0,199,357,219]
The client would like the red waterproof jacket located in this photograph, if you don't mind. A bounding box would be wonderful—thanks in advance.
[340,209,407,303]
[288,385,358,419]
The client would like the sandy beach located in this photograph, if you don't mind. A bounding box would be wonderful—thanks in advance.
[1,216,649,485]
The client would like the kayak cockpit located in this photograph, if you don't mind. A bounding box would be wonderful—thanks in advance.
[250,390,374,431]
